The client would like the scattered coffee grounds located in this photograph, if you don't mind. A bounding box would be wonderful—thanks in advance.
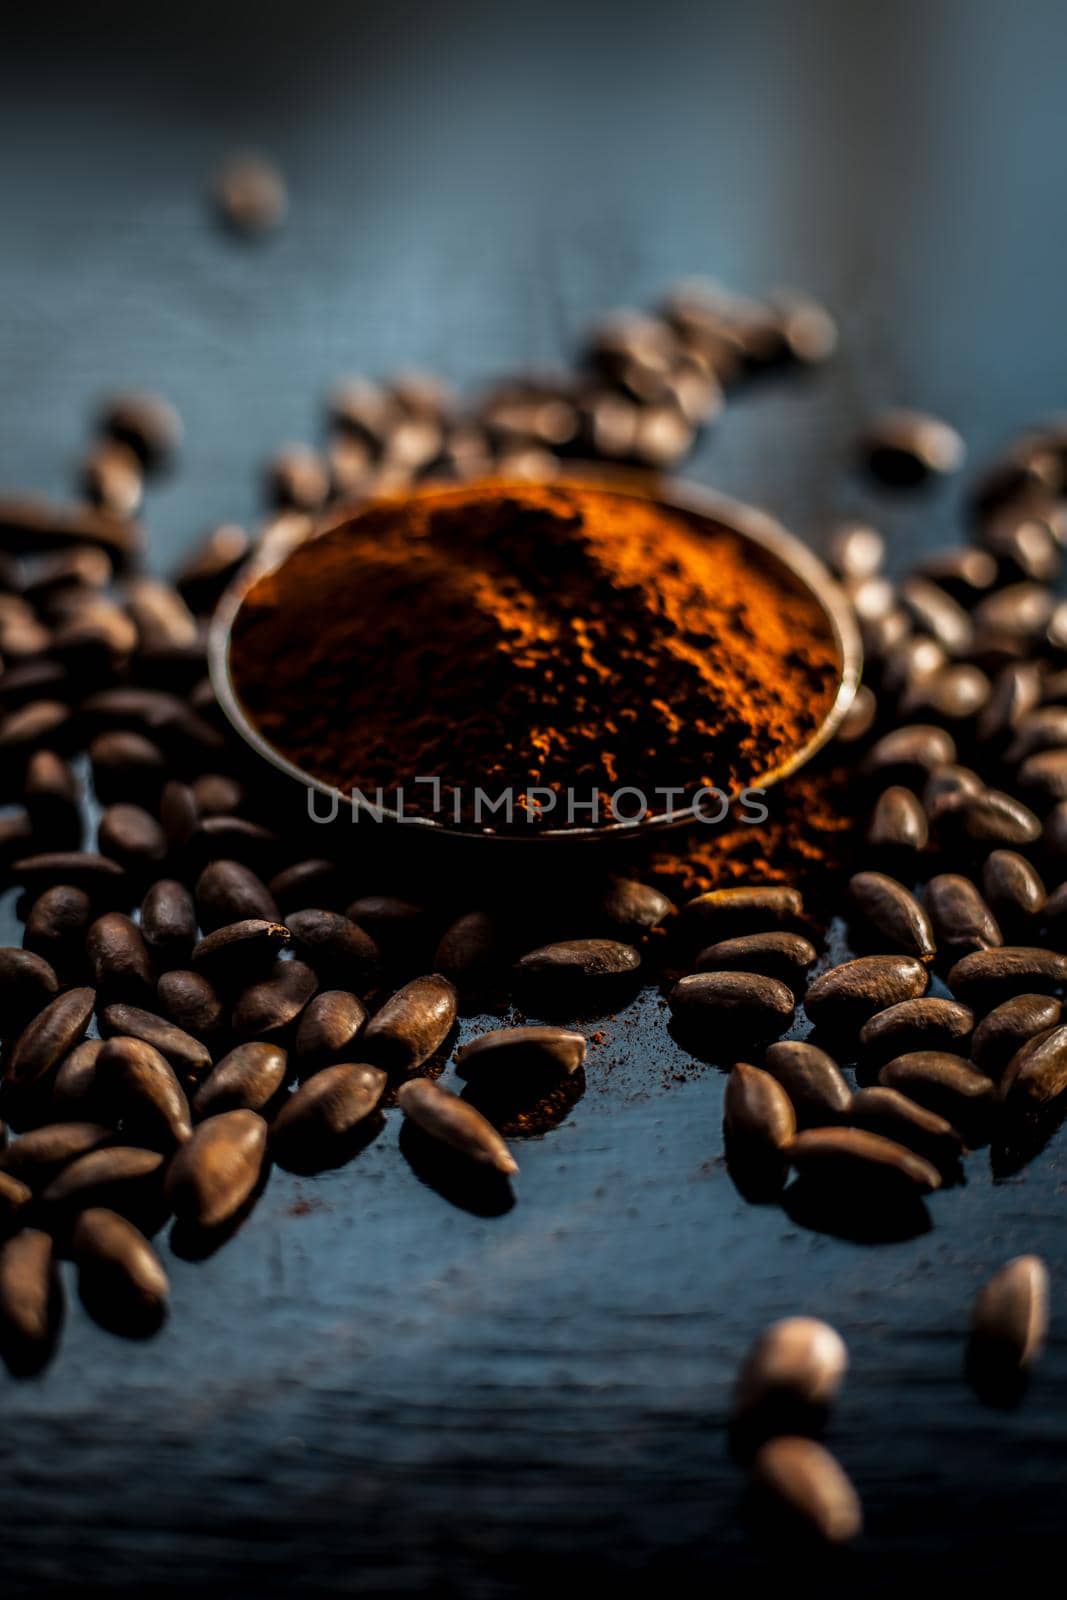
[229,481,841,830]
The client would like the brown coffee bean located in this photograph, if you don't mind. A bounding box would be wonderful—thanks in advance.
[937,788,1042,846]
[922,765,985,818]
[12,851,126,901]
[849,872,936,959]
[694,932,817,988]
[1043,800,1067,858]
[0,660,70,713]
[0,947,59,1034]
[670,972,795,1037]
[191,774,245,817]
[283,910,379,986]
[970,1255,1048,1378]
[982,850,1046,933]
[863,725,957,784]
[51,1040,106,1118]
[82,688,223,758]
[827,522,884,581]
[80,439,142,518]
[0,1120,112,1189]
[681,886,804,937]
[72,1208,168,1331]
[292,990,368,1072]
[978,660,1044,745]
[0,495,141,565]
[343,895,427,954]
[195,860,279,932]
[0,700,71,758]
[0,812,33,871]
[190,919,292,984]
[973,580,1056,640]
[847,1086,964,1171]
[882,635,947,697]
[924,875,1002,957]
[0,1230,60,1364]
[265,445,329,512]
[41,1145,164,1216]
[900,577,973,655]
[917,546,997,601]
[140,879,197,963]
[0,1170,32,1226]
[123,577,198,653]
[191,816,280,868]
[157,968,225,1037]
[763,1041,852,1127]
[23,750,80,846]
[433,910,501,986]
[51,596,137,672]
[231,958,318,1037]
[1004,706,1067,764]
[861,408,964,487]
[96,1036,192,1148]
[868,786,929,853]
[193,1044,288,1118]
[598,877,673,936]
[804,956,928,1028]
[86,912,153,1000]
[903,663,991,721]
[5,986,95,1087]
[835,684,877,744]
[947,947,1067,1006]
[97,1003,211,1081]
[724,1061,797,1155]
[165,1109,269,1229]
[159,780,199,849]
[23,884,91,976]
[732,1317,848,1452]
[751,1436,862,1544]
[1000,1023,1067,1109]
[362,975,458,1073]
[396,1078,518,1175]
[269,859,346,912]
[100,390,182,470]
[270,1062,387,1163]
[89,731,166,806]
[971,993,1062,1077]
[879,1051,995,1127]
[1016,747,1067,805]
[455,1026,587,1084]
[786,1125,941,1196]
[859,997,974,1062]
[175,524,251,613]
[515,938,641,991]
[982,508,1061,582]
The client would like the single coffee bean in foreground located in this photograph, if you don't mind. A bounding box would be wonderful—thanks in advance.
[750,1436,862,1544]
[396,1078,518,1176]
[361,976,458,1074]
[164,1110,269,1229]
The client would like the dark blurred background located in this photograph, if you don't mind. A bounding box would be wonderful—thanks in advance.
[3,2,1067,1594]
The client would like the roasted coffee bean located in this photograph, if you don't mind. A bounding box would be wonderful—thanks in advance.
[23,749,80,846]
[24,545,112,609]
[982,508,1061,582]
[0,946,59,1034]
[847,1086,964,1171]
[763,1041,852,1127]
[903,662,990,721]
[846,572,897,625]
[86,912,153,1000]
[165,1109,269,1229]
[343,895,427,955]
[96,1036,192,1149]
[140,879,197,963]
[0,1121,112,1188]
[41,1145,164,1216]
[680,886,804,937]
[0,1229,60,1365]
[835,684,877,744]
[213,152,287,234]
[922,764,984,816]
[1004,706,1067,764]
[175,524,251,613]
[804,956,928,1028]
[1016,747,1067,805]
[917,546,997,601]
[732,1317,848,1454]
[515,938,641,994]
[786,1126,941,1196]
[455,1026,587,1083]
[936,788,1042,846]
[231,958,318,1037]
[859,997,974,1062]
[159,780,199,850]
[947,947,1067,1006]
[1000,1023,1067,1109]
[51,1040,105,1118]
[849,872,935,959]
[694,932,817,989]
[190,919,292,984]
[50,597,137,672]
[270,1062,387,1164]
[0,700,71,759]
[0,1170,32,1226]
[12,851,126,901]
[670,972,795,1038]
[879,1051,995,1127]
[157,968,225,1037]
[124,578,198,653]
[5,986,95,1087]
[882,634,947,697]
[598,877,673,936]
[827,522,884,581]
[863,725,957,784]
[900,577,973,655]
[89,731,166,806]
[72,1208,168,1332]
[396,1078,518,1175]
[81,688,223,758]
[1043,800,1067,858]
[193,1044,288,1118]
[0,812,33,870]
[433,910,501,986]
[750,1437,862,1543]
[724,1061,797,1158]
[0,494,142,566]
[924,874,1002,957]
[1042,878,1067,926]
[265,445,330,512]
[97,1003,211,1081]
[982,850,1046,933]
[970,1255,1049,1380]
[973,580,1056,641]
[191,774,244,817]
[861,408,964,487]
[80,439,143,518]
[195,860,279,932]
[100,390,182,470]
[292,989,368,1072]
[868,785,928,854]
[0,659,70,712]
[269,859,346,912]
[362,975,458,1073]
[978,660,1044,745]
[283,910,379,986]
[192,815,281,867]
[971,994,1062,1077]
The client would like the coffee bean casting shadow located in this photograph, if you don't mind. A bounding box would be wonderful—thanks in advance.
[460,1069,586,1139]
[168,1159,274,1263]
[270,1110,386,1179]
[78,1282,166,1341]
[397,1119,516,1218]
[782,1177,933,1244]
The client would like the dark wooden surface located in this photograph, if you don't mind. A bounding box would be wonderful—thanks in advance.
[3,2,1067,1591]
